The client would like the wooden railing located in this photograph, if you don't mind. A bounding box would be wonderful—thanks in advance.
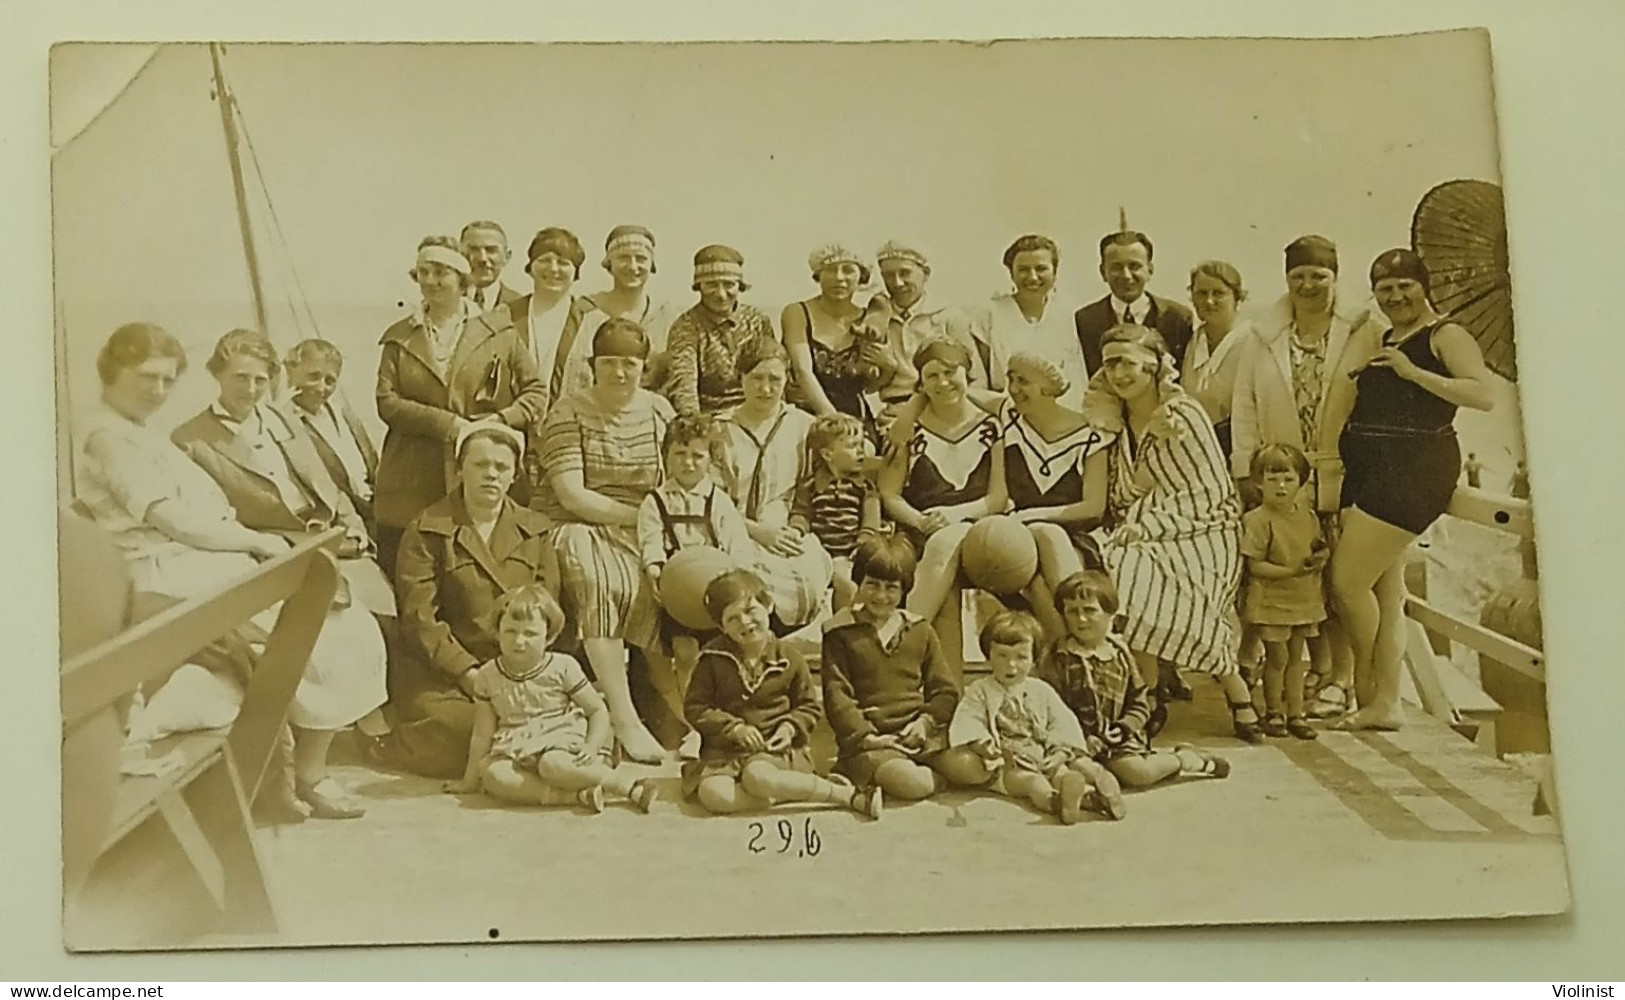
[1401,487,1543,753]
[63,529,342,950]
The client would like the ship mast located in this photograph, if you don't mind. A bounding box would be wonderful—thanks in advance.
[208,43,270,336]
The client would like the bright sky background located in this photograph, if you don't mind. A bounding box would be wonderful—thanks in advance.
[51,35,1519,469]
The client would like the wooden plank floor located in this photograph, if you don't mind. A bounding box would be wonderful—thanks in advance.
[209,679,1569,949]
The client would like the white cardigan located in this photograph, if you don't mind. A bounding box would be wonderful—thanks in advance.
[1230,292,1385,502]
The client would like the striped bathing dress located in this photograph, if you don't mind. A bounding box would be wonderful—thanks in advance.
[1094,395,1242,677]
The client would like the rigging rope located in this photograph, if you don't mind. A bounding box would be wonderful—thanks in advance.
[222,46,328,346]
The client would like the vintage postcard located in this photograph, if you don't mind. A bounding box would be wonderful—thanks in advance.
[52,32,1566,952]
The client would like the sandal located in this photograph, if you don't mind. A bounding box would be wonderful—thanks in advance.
[1228,699,1264,744]
[1174,743,1230,779]
[628,779,658,814]
[1286,716,1319,741]
[577,785,606,814]
[1091,768,1128,821]
[851,784,884,820]
[295,778,365,820]
[1308,683,1349,720]
[1261,713,1289,738]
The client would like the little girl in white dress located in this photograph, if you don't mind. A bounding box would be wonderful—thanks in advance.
[446,584,658,813]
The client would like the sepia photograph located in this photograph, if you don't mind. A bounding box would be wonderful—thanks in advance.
[51,30,1568,953]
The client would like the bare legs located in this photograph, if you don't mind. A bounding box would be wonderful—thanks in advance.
[582,637,666,762]
[1329,508,1416,730]
[694,761,880,817]
[478,754,654,812]
[906,522,973,622]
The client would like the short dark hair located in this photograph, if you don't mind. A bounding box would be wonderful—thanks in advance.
[591,317,651,361]
[526,227,586,279]
[912,336,973,377]
[1250,442,1312,484]
[1002,234,1060,271]
[1053,570,1120,615]
[736,333,790,377]
[703,568,772,624]
[457,425,523,468]
[663,412,717,459]
[96,322,188,386]
[1099,230,1155,261]
[496,583,566,644]
[851,533,918,593]
[979,609,1045,658]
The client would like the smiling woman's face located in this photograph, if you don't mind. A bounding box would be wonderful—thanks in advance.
[1009,250,1057,298]
[608,248,652,290]
[1373,276,1429,326]
[1100,343,1157,402]
[919,358,968,407]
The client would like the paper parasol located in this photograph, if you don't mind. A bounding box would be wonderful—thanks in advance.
[1410,179,1517,380]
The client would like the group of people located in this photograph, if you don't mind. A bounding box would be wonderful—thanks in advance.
[67,217,1494,826]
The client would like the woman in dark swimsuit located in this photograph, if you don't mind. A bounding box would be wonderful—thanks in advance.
[782,244,888,439]
[877,338,1007,626]
[1331,249,1494,731]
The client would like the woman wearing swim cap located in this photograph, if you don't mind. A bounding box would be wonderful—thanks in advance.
[1330,249,1494,731]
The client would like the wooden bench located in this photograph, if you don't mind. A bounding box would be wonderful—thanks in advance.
[62,529,342,950]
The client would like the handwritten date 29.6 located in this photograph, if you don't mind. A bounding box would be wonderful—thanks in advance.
[747,818,821,857]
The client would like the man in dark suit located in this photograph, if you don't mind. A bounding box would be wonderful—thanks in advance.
[461,219,523,312]
[1073,229,1195,374]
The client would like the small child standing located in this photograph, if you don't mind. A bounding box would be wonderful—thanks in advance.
[1042,570,1231,795]
[445,585,657,813]
[821,534,982,800]
[683,569,884,819]
[1240,444,1329,741]
[791,412,884,611]
[948,611,1104,825]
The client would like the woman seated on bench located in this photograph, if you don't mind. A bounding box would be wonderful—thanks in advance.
[75,322,389,821]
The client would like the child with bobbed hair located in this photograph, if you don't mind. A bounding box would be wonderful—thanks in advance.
[446,585,657,813]
[821,534,984,801]
[683,569,884,819]
[1041,571,1231,794]
[949,610,1112,824]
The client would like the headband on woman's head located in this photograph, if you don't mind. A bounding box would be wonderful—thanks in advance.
[455,421,525,464]
[1369,247,1431,289]
[603,228,656,269]
[912,335,972,375]
[416,244,472,276]
[808,243,863,276]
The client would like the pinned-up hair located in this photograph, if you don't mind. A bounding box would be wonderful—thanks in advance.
[1188,260,1247,303]
[285,338,344,372]
[1002,233,1060,271]
[96,322,188,386]
[206,328,280,378]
